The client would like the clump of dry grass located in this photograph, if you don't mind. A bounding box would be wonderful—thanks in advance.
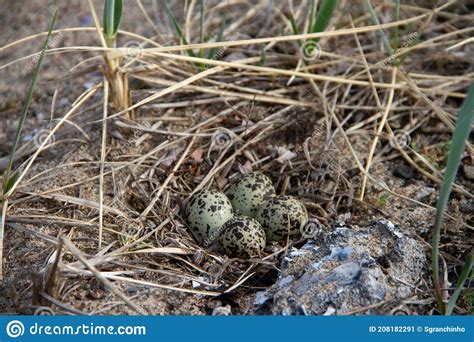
[0,0,472,315]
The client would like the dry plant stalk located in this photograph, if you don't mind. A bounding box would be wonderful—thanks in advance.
[103,52,134,120]
[88,0,134,121]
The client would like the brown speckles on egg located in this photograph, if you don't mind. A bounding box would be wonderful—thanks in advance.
[226,172,275,218]
[256,195,308,242]
[186,189,233,243]
[218,216,266,258]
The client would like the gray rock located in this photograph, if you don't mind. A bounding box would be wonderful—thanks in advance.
[392,164,414,180]
[459,199,474,214]
[212,305,232,316]
[415,186,435,202]
[223,52,248,62]
[463,164,474,180]
[257,220,426,315]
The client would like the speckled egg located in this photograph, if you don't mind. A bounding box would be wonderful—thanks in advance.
[256,195,308,241]
[218,216,266,257]
[226,172,276,218]
[186,189,234,243]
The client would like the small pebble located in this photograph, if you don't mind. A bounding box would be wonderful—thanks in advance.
[463,164,474,180]
[415,187,435,202]
[392,164,414,180]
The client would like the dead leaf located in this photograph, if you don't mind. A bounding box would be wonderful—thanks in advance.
[190,148,205,163]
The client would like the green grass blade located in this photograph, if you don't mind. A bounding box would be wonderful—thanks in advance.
[310,0,337,41]
[3,10,58,194]
[2,171,18,196]
[391,0,401,66]
[287,11,305,53]
[161,0,196,58]
[363,0,392,55]
[207,18,226,61]
[103,0,122,47]
[308,0,316,34]
[1,9,57,283]
[199,0,206,58]
[445,252,474,315]
[432,81,474,314]
[392,0,400,52]
[289,12,300,36]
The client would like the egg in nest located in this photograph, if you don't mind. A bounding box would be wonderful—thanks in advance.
[226,172,275,218]
[218,215,266,257]
[256,195,308,241]
[186,189,234,243]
